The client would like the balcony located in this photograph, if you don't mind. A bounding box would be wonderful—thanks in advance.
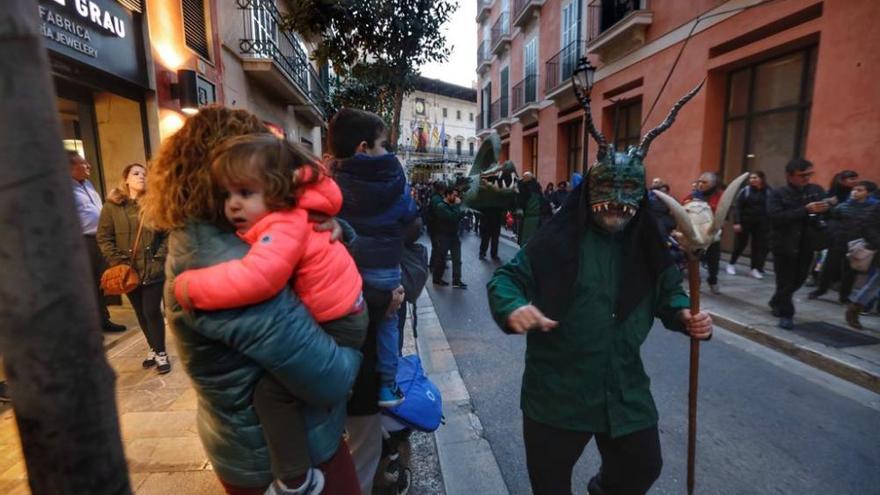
[491,12,512,55]
[512,74,540,123]
[237,0,327,125]
[399,144,475,161]
[477,40,492,73]
[476,110,493,138]
[513,0,544,28]
[476,0,492,23]
[587,0,653,63]
[490,95,514,133]
[544,39,584,105]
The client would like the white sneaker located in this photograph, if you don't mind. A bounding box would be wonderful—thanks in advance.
[750,269,764,280]
[266,468,324,495]
[725,263,736,275]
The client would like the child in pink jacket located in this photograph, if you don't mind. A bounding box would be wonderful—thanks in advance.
[174,133,365,495]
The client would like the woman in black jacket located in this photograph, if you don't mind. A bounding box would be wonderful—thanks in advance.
[97,164,169,373]
[727,171,771,279]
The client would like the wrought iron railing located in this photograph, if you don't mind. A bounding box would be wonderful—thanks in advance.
[490,96,509,125]
[512,74,538,113]
[477,40,492,68]
[513,0,539,23]
[237,0,327,110]
[588,0,646,41]
[545,39,584,92]
[491,11,511,49]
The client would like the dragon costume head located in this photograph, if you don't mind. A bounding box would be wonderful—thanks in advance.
[576,80,705,233]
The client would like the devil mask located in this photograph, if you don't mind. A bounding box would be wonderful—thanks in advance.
[588,146,646,233]
[574,78,705,233]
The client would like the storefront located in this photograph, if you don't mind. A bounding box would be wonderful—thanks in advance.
[39,0,151,197]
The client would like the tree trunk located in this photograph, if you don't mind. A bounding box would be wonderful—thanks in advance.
[390,85,404,146]
[0,2,131,494]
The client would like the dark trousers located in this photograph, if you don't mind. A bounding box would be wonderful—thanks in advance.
[523,416,662,495]
[817,244,857,299]
[479,213,502,258]
[703,241,721,285]
[127,282,166,353]
[432,234,461,283]
[84,234,111,325]
[770,248,815,318]
[428,231,440,273]
[253,375,309,482]
[729,223,769,271]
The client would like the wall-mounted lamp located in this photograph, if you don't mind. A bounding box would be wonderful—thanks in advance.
[170,69,199,115]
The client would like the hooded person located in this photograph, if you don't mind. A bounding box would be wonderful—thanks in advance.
[486,84,713,495]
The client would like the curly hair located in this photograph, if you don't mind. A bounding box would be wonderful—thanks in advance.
[142,105,267,230]
[209,133,324,213]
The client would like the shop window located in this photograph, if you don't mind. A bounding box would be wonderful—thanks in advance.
[721,47,816,187]
[613,99,641,151]
[526,135,538,173]
[183,0,211,60]
[565,121,582,176]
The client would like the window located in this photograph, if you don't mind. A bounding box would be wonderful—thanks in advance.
[443,107,448,118]
[456,140,463,155]
[612,99,642,151]
[524,37,538,103]
[469,141,475,155]
[721,47,816,187]
[457,109,462,120]
[183,0,210,60]
[500,67,510,118]
[565,121,583,176]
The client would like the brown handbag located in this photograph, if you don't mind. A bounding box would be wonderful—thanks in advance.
[100,215,145,295]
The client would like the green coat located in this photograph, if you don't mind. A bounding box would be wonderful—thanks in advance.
[487,226,690,437]
[165,222,362,487]
[96,196,167,285]
[432,199,464,236]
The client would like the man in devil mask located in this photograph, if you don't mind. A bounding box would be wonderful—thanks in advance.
[487,89,713,495]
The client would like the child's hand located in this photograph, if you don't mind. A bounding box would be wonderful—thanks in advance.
[310,213,343,242]
[386,285,405,317]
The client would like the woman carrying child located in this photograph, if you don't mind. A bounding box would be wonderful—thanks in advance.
[143,106,361,495]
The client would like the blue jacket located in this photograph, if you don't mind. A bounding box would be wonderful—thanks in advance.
[334,153,419,269]
[164,222,362,488]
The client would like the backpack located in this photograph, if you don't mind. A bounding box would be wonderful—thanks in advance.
[383,355,443,432]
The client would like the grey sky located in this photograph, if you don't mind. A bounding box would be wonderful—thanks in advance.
[420,1,477,88]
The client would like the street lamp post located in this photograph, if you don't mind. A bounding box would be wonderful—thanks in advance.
[571,56,596,175]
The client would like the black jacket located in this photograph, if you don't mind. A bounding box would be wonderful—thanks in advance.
[767,183,826,254]
[733,186,770,225]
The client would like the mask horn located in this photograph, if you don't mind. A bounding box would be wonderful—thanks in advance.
[709,172,750,238]
[638,79,705,155]
[571,78,609,159]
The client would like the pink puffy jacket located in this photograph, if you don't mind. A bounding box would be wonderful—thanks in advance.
[174,173,362,323]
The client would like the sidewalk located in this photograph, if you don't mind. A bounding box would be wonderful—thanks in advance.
[697,261,880,393]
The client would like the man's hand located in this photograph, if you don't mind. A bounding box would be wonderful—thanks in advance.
[507,304,558,334]
[679,309,712,340]
[733,224,742,233]
[386,285,405,317]
[310,213,343,242]
[806,201,830,214]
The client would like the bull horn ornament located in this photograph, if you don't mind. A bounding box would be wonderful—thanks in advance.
[652,171,750,254]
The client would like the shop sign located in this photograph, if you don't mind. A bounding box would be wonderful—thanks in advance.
[39,0,148,87]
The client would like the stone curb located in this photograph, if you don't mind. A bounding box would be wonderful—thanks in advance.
[709,311,880,394]
[414,292,510,495]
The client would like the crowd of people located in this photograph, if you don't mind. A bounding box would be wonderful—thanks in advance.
[5,102,870,494]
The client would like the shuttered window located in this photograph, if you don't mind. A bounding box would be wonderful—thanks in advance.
[183,0,210,60]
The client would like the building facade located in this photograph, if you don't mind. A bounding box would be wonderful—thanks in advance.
[397,77,479,182]
[476,0,879,194]
[40,0,326,200]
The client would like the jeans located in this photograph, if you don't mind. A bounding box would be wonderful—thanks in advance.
[127,281,165,353]
[523,416,662,495]
[361,267,401,384]
[854,269,880,307]
[729,222,769,271]
[770,248,815,318]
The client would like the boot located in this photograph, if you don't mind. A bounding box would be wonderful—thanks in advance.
[845,303,864,330]
[587,475,611,495]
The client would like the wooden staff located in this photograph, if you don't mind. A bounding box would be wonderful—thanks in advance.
[686,254,701,495]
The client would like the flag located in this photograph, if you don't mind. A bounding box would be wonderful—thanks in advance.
[440,121,446,149]
[431,122,440,147]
